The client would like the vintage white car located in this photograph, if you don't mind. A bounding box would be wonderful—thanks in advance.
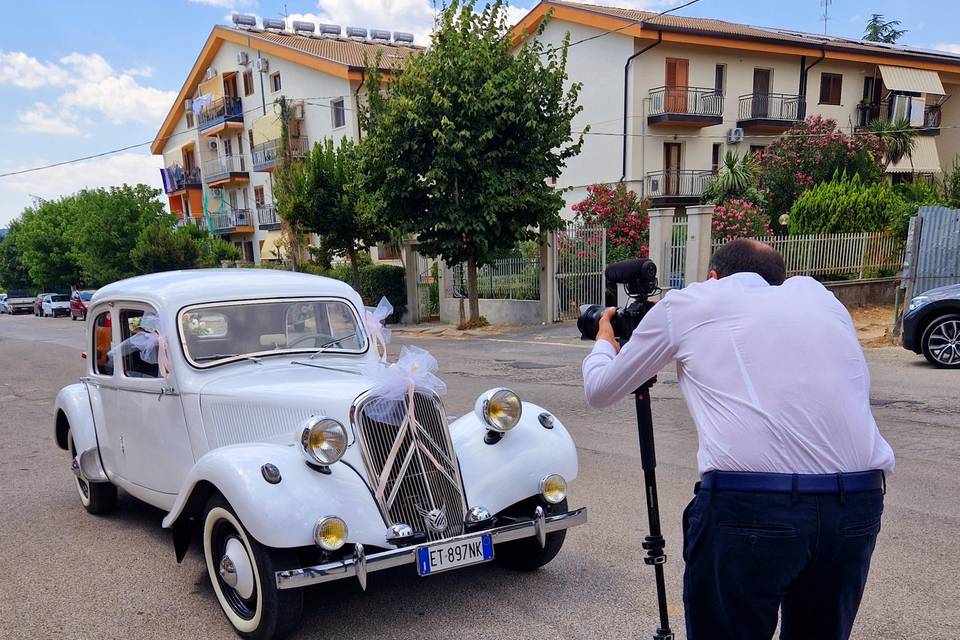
[54,269,586,639]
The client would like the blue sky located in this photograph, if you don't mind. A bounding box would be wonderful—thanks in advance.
[1,0,958,227]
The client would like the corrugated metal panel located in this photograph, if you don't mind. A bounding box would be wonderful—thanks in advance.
[878,65,945,94]
[888,137,941,174]
[914,206,960,295]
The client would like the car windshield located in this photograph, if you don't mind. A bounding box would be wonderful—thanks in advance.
[80,292,93,301]
[179,298,366,367]
[51,295,69,303]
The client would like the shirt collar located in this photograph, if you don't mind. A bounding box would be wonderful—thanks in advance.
[725,272,771,288]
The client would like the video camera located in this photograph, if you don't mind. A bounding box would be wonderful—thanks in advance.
[577,258,660,344]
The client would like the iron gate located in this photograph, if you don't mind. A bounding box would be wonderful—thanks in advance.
[553,225,606,321]
[415,252,439,321]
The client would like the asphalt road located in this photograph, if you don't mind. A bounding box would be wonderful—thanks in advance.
[0,313,958,639]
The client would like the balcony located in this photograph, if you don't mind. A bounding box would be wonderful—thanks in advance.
[856,99,944,136]
[209,209,254,235]
[251,137,310,173]
[257,203,281,230]
[203,155,248,187]
[645,170,715,204]
[647,86,724,127]
[198,96,244,135]
[737,93,805,132]
[161,164,202,194]
[175,215,204,230]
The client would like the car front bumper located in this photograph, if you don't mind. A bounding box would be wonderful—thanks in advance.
[275,506,587,590]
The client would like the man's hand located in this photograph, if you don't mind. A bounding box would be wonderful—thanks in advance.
[596,307,620,353]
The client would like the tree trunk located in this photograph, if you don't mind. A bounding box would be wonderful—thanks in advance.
[348,247,361,291]
[467,254,480,324]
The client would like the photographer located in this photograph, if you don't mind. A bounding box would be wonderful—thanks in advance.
[582,239,894,640]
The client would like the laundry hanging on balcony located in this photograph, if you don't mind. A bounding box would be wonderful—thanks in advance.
[159,167,176,193]
[192,94,213,114]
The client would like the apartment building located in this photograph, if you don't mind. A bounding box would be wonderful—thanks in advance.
[512,0,960,216]
[151,17,421,263]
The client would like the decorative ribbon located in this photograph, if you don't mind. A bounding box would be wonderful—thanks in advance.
[364,296,393,362]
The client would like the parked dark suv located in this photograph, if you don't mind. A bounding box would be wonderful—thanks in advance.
[902,283,960,368]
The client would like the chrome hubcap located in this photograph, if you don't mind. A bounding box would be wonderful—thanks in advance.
[219,556,238,588]
[928,320,960,365]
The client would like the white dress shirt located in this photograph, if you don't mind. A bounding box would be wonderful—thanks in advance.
[582,272,895,475]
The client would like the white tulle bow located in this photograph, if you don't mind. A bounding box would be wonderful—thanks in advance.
[364,297,393,362]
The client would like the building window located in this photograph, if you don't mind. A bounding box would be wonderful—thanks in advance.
[254,186,265,206]
[248,129,255,151]
[223,138,233,157]
[243,70,254,97]
[92,311,114,376]
[711,143,723,173]
[749,144,766,160]
[270,72,281,93]
[186,110,195,129]
[331,98,346,129]
[714,64,726,94]
[819,72,843,105]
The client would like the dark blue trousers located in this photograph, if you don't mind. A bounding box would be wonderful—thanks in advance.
[682,482,884,639]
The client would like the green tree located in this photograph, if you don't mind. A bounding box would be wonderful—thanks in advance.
[296,138,381,289]
[0,220,32,291]
[272,96,307,271]
[863,14,907,43]
[867,117,918,170]
[15,198,82,289]
[130,221,203,273]
[359,0,584,324]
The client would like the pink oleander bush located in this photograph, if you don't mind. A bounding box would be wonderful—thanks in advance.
[571,183,649,262]
[712,199,772,241]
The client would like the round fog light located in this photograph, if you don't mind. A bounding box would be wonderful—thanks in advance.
[314,516,348,551]
[540,474,567,505]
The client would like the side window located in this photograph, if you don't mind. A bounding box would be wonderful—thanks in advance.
[119,309,160,379]
[93,311,114,376]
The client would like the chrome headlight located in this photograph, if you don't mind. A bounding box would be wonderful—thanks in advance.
[314,516,348,551]
[540,474,567,505]
[299,417,348,465]
[908,296,931,313]
[475,388,522,432]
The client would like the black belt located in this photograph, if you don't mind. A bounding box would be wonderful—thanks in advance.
[700,470,885,495]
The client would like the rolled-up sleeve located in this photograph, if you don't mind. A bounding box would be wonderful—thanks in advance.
[582,298,677,408]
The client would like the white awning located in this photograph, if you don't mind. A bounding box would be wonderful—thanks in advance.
[878,65,945,95]
[888,136,941,174]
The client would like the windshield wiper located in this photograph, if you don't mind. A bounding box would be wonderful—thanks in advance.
[308,333,358,359]
[194,353,262,365]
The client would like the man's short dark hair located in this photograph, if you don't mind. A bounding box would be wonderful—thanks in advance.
[708,239,786,285]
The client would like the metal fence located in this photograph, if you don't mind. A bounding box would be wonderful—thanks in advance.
[668,216,688,288]
[452,255,541,301]
[553,225,606,320]
[416,253,439,320]
[911,206,960,295]
[712,232,904,279]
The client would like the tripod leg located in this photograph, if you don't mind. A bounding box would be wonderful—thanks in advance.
[635,387,674,640]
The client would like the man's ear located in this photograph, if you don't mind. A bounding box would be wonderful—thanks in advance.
[707,270,719,280]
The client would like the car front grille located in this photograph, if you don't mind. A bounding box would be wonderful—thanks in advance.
[352,391,467,541]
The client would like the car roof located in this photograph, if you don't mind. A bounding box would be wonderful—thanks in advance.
[92,269,363,310]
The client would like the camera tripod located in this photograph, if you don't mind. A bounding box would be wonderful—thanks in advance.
[634,378,674,640]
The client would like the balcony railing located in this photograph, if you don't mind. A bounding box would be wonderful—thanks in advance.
[257,203,280,229]
[856,100,943,132]
[175,215,203,229]
[198,96,244,131]
[202,155,247,184]
[251,136,310,172]
[648,86,724,118]
[645,170,715,199]
[737,93,805,122]
[209,208,253,233]
[162,164,202,194]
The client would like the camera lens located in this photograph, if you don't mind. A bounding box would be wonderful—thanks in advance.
[577,304,605,341]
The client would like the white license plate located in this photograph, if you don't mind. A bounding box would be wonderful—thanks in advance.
[416,534,494,576]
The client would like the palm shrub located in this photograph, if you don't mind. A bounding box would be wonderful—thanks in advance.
[703,151,765,207]
[866,117,917,170]
[788,171,912,238]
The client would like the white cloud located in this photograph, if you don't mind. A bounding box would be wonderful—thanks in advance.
[124,65,154,78]
[0,49,176,132]
[0,153,164,226]
[504,4,530,27]
[932,43,960,54]
[0,51,69,88]
[16,103,83,136]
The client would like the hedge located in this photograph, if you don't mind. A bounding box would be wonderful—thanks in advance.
[788,171,912,239]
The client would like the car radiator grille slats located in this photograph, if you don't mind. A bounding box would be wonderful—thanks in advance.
[354,392,467,541]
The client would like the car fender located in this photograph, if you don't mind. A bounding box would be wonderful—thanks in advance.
[54,383,108,482]
[162,443,388,552]
[450,401,578,516]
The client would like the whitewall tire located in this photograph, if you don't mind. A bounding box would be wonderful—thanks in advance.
[67,431,116,515]
[202,495,303,640]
